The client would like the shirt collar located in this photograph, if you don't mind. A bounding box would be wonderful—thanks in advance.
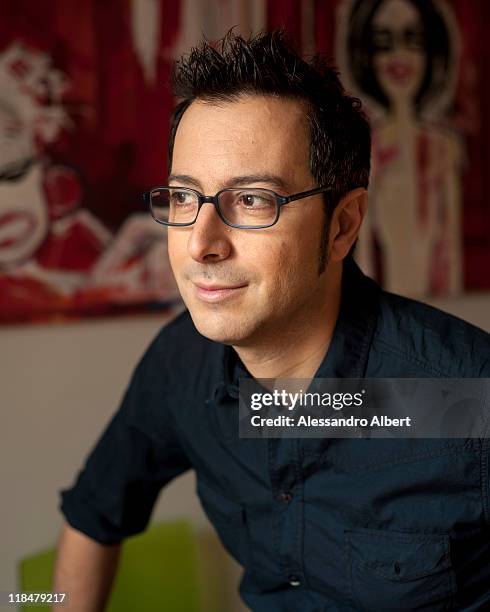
[315,256,379,378]
[216,257,380,401]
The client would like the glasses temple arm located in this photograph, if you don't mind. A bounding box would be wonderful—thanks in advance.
[283,186,332,204]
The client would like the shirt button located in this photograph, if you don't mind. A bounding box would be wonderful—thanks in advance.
[289,575,301,587]
[277,491,293,503]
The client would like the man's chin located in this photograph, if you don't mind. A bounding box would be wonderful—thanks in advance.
[187,308,248,345]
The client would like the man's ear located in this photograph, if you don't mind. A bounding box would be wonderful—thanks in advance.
[328,188,368,262]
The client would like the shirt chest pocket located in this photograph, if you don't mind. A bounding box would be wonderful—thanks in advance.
[345,528,456,611]
[196,478,249,568]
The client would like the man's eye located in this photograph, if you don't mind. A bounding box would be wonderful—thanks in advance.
[238,193,273,208]
[170,191,192,205]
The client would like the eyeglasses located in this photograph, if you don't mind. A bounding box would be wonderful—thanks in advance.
[370,26,426,53]
[143,185,331,229]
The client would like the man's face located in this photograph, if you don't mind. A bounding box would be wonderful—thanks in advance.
[167,95,331,346]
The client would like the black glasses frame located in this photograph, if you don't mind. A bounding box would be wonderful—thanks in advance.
[142,185,331,229]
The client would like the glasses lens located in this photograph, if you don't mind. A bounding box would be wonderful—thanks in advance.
[370,26,425,52]
[218,189,278,227]
[150,188,199,224]
[370,28,393,52]
[404,26,426,51]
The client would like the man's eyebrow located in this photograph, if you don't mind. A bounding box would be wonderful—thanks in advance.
[167,174,202,189]
[226,174,289,191]
[167,173,290,192]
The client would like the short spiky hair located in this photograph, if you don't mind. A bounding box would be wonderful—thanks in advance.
[168,28,371,219]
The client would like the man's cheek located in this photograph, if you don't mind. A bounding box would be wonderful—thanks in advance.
[167,237,184,273]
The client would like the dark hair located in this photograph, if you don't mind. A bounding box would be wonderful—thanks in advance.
[347,0,452,113]
[167,29,371,220]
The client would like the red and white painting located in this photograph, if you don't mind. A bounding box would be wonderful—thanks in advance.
[0,0,488,323]
[336,0,463,296]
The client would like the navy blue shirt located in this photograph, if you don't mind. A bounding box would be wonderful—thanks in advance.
[60,258,490,611]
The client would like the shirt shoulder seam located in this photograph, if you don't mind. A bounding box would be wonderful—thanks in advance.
[373,337,450,377]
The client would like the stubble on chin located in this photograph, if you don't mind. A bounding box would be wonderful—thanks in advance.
[191,311,238,344]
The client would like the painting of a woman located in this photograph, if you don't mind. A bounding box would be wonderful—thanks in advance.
[337,0,462,296]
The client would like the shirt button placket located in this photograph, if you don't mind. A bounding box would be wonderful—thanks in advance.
[284,489,304,588]
[275,441,305,589]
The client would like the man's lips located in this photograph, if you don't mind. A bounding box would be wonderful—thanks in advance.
[194,282,247,290]
[192,281,248,302]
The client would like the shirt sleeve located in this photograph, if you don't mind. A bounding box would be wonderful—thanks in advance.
[59,338,192,544]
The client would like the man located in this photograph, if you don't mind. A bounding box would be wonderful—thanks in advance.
[54,30,490,611]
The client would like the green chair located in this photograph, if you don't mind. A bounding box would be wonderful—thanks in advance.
[19,520,201,611]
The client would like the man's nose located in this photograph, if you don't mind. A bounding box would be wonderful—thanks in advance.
[187,201,232,263]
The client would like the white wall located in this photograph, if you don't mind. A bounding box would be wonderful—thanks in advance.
[1,292,489,607]
[0,309,212,603]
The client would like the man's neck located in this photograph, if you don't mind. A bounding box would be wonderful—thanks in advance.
[233,266,342,381]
